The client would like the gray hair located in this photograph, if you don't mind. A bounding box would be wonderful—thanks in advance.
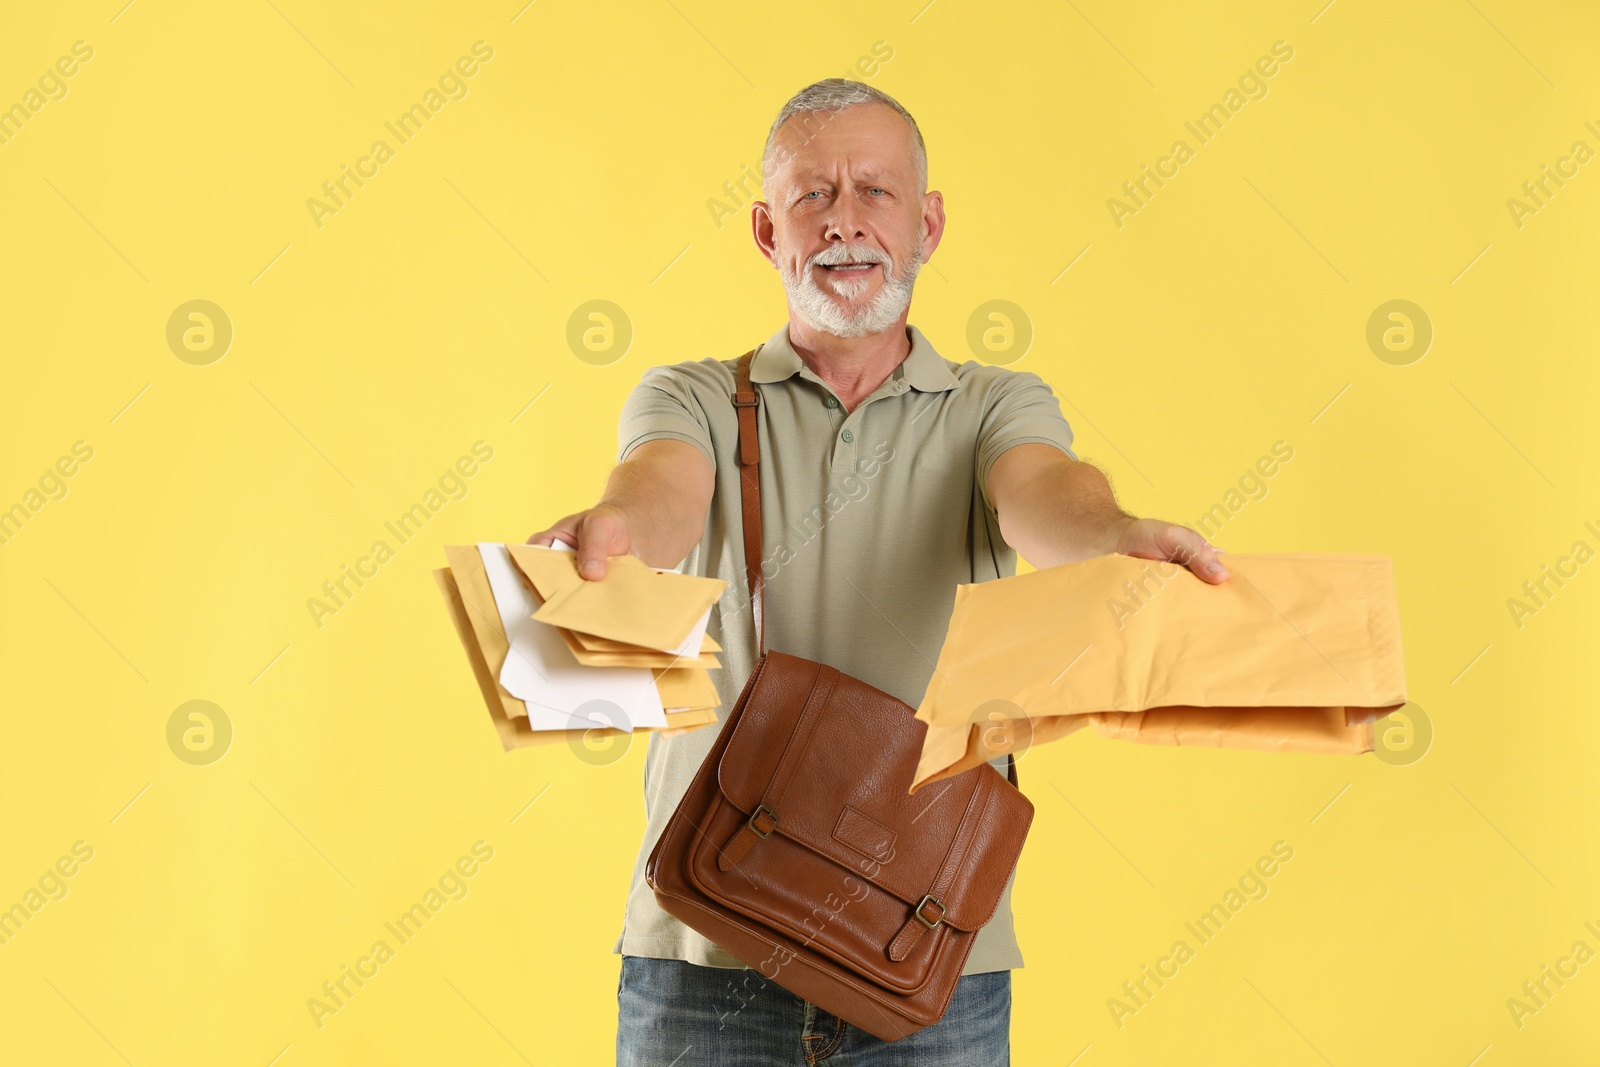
[761,78,928,198]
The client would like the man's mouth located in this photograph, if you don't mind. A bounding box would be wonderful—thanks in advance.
[820,262,878,272]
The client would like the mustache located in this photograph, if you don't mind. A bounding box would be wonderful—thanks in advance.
[811,246,890,268]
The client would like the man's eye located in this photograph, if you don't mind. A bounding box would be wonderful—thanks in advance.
[868,188,886,196]
[803,191,823,200]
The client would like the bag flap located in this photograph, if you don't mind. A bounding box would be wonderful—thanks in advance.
[715,652,1031,932]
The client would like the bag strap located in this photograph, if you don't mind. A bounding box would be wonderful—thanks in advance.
[733,348,765,654]
[730,347,1018,789]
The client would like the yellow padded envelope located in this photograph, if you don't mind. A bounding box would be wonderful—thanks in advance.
[507,544,725,658]
[549,619,722,669]
[653,664,719,710]
[566,628,723,656]
[910,553,1407,791]
[530,553,726,652]
[561,640,722,671]
[507,542,586,601]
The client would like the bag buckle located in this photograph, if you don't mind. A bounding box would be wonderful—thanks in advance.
[914,893,946,929]
[746,804,778,838]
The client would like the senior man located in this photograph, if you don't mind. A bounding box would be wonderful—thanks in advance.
[528,78,1229,1066]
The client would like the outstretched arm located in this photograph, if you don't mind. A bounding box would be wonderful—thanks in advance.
[986,443,1229,584]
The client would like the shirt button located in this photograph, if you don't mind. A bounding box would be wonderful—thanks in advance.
[841,429,854,443]
[826,396,839,408]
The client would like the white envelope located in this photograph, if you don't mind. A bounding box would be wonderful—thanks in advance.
[476,542,667,732]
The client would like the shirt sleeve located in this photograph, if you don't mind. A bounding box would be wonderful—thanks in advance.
[975,368,1079,515]
[616,363,717,467]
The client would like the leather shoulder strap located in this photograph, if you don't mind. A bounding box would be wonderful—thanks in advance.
[733,348,764,654]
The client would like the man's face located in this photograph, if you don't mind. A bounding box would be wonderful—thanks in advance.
[758,103,938,339]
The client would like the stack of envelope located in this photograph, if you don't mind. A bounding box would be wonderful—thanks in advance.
[909,553,1408,792]
[433,541,728,751]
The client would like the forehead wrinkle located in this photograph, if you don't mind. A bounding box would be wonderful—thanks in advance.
[787,163,903,187]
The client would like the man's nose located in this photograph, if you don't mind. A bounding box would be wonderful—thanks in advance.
[825,198,868,242]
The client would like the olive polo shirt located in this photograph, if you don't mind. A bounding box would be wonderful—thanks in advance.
[610,319,1079,975]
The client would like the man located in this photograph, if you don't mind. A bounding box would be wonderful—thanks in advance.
[528,78,1229,1065]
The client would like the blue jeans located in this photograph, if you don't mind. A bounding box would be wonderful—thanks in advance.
[616,955,1010,1066]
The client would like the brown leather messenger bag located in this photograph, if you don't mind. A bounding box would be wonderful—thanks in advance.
[645,346,1034,1042]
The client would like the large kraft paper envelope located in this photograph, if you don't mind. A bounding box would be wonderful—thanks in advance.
[909,552,1407,792]
[434,567,717,751]
[442,545,530,720]
[528,552,726,652]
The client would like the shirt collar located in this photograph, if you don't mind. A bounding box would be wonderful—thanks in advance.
[750,322,959,393]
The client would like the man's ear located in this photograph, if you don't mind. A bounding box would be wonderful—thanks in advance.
[750,201,778,266]
[919,190,946,260]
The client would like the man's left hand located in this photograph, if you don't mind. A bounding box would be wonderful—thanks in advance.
[1112,517,1230,584]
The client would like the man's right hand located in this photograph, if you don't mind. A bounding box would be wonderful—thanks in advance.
[526,503,633,581]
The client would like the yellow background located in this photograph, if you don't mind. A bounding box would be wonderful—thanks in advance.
[3,0,1597,1063]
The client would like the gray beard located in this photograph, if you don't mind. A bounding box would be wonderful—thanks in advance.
[777,242,922,339]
